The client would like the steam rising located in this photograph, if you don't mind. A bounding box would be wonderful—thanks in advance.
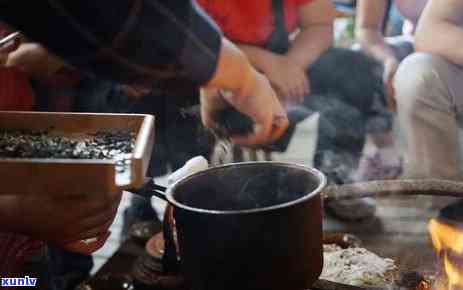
[174,165,317,211]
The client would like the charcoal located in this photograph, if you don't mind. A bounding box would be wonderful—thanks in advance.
[215,106,254,137]
[0,129,135,171]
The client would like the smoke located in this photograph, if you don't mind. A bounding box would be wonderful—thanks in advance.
[176,165,313,211]
[306,48,394,186]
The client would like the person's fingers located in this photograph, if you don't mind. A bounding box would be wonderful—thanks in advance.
[57,192,119,242]
[232,96,288,146]
[200,88,227,129]
[230,99,274,146]
[58,191,121,216]
[84,218,114,238]
[61,232,110,254]
[285,83,296,101]
[268,115,290,143]
[232,122,271,147]
[59,219,113,243]
[273,81,290,101]
[284,77,304,105]
[76,204,118,235]
[270,94,290,141]
[235,113,288,146]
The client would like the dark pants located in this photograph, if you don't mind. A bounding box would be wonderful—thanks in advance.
[305,48,392,184]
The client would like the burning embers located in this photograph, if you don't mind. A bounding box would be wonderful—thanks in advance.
[429,200,463,290]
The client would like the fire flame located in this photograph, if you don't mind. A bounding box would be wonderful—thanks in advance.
[429,218,463,290]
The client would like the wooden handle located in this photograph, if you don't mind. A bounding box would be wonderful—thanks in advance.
[323,179,463,202]
[313,279,387,290]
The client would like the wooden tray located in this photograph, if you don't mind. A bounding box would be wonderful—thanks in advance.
[0,111,155,195]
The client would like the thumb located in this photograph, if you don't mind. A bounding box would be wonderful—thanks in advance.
[60,232,110,254]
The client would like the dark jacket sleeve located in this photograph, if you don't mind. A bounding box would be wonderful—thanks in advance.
[0,0,222,87]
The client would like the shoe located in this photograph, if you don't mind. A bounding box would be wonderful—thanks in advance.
[315,152,377,221]
[355,151,402,182]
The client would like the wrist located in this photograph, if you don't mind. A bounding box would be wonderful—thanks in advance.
[260,53,284,74]
[234,63,258,104]
[283,54,307,71]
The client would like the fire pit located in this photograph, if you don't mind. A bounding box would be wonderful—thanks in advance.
[79,231,433,290]
[429,200,463,290]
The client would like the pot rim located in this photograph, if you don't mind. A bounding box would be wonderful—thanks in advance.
[165,161,327,215]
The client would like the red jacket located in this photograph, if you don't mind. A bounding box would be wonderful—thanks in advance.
[197,0,313,46]
[0,67,35,111]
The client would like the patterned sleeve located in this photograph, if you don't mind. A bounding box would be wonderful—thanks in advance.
[0,0,222,87]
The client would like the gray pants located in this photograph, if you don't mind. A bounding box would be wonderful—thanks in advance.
[395,52,463,180]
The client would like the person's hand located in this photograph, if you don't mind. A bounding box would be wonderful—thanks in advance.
[5,43,64,79]
[383,57,400,112]
[201,71,289,147]
[264,55,310,105]
[1,190,122,254]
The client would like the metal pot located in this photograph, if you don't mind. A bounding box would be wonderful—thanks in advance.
[159,162,325,290]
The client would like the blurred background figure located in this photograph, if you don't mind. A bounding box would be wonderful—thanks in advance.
[354,0,428,183]
[395,0,463,180]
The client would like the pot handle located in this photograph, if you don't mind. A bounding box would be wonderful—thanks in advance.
[127,179,180,273]
[162,204,181,274]
[323,179,463,201]
[129,177,168,201]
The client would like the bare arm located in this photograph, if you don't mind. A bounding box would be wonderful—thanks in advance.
[237,0,334,74]
[236,45,278,75]
[415,0,463,66]
[236,0,333,103]
[355,0,398,65]
[356,0,401,107]
[286,0,334,68]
